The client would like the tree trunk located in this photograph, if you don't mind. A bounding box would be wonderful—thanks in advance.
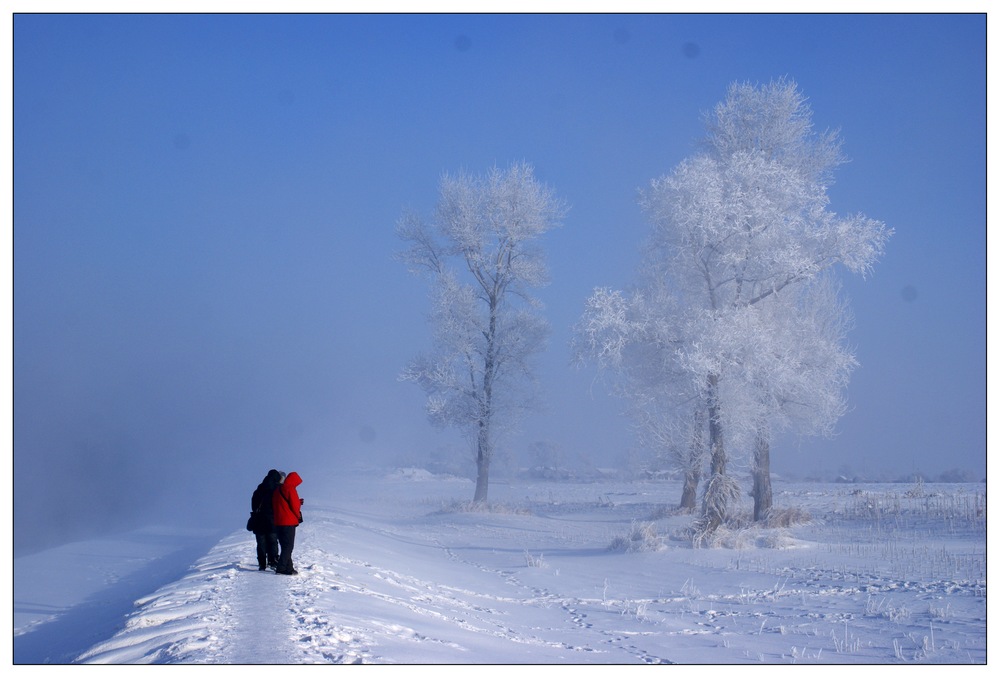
[679,407,706,510]
[473,301,498,504]
[706,377,726,478]
[752,425,772,522]
[680,469,700,511]
[701,374,729,532]
[474,438,490,502]
[473,405,492,503]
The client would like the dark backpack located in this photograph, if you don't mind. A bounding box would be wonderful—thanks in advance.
[247,483,270,531]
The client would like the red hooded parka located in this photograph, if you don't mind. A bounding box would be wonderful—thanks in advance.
[272,472,303,527]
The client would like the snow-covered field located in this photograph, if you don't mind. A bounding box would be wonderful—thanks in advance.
[13,470,987,665]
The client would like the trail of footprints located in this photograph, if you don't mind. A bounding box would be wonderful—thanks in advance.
[264,524,685,663]
[437,540,672,663]
[235,533,684,664]
[278,547,369,664]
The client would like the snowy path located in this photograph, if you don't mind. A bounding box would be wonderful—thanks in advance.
[211,561,304,664]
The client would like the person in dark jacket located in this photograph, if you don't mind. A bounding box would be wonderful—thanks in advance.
[251,469,283,571]
[272,471,303,575]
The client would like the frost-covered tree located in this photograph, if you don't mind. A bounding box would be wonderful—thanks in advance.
[397,162,566,502]
[708,276,858,521]
[574,285,706,510]
[578,79,890,532]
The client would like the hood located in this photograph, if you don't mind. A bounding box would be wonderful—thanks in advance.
[283,471,302,490]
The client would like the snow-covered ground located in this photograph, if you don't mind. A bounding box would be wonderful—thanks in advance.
[13,470,987,664]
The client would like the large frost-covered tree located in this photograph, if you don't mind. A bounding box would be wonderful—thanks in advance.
[397,162,566,503]
[577,79,890,532]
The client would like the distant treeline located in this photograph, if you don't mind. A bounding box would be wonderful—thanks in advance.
[807,468,984,484]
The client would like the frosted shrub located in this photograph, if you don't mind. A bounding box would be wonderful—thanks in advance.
[523,551,545,568]
[690,508,750,548]
[697,473,743,536]
[865,595,911,622]
[688,504,804,549]
[609,521,664,553]
[697,525,753,549]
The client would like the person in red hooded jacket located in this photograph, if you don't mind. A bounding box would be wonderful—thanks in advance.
[272,471,303,575]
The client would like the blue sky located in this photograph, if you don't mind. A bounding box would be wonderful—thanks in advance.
[11,12,986,552]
